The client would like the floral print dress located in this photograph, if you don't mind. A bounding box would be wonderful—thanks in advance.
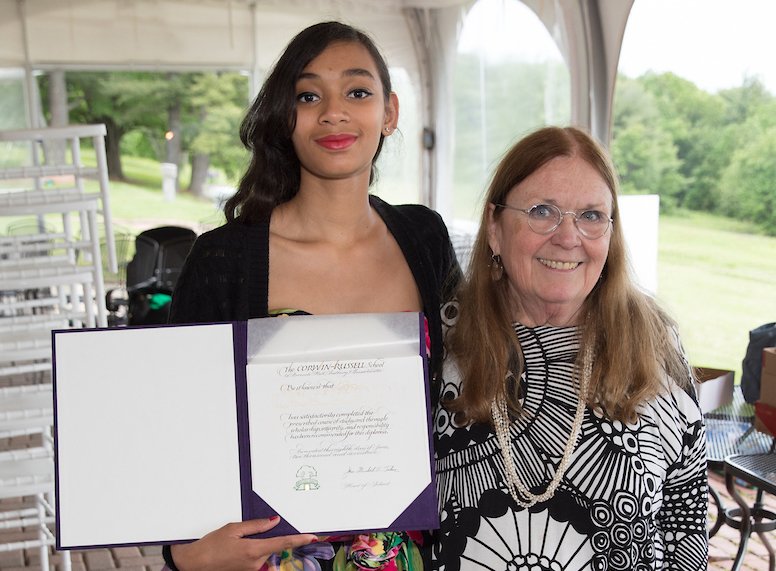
[262,531,426,571]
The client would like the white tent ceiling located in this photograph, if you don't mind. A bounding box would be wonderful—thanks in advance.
[0,0,467,72]
[0,0,634,213]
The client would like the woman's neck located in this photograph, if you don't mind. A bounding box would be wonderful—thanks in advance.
[513,300,583,328]
[272,176,377,245]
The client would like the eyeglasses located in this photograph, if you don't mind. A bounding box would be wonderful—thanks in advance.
[494,202,613,239]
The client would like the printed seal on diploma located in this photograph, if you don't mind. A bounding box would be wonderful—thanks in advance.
[52,312,438,550]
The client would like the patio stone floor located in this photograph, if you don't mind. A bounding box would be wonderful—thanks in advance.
[1,467,775,569]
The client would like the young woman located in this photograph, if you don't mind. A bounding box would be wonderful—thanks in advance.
[164,21,460,571]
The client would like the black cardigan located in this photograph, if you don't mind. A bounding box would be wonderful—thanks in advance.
[163,195,459,570]
[168,194,460,380]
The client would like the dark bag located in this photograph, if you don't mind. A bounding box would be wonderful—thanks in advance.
[741,322,776,403]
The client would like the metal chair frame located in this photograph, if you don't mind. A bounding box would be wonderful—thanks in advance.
[725,451,776,571]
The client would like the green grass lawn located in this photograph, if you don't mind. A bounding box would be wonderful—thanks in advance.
[656,210,776,382]
[88,155,225,233]
[104,178,224,233]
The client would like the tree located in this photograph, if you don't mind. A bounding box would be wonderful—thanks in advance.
[185,72,249,195]
[639,72,727,210]
[611,76,686,209]
[719,126,776,234]
[65,72,169,180]
[720,76,773,125]
[159,73,199,192]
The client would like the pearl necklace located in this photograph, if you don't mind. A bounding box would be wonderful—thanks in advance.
[491,338,593,508]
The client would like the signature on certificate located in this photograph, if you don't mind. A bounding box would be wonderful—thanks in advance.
[345,465,399,474]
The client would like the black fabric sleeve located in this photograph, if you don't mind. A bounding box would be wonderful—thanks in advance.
[161,544,179,571]
[167,236,211,324]
[167,222,269,324]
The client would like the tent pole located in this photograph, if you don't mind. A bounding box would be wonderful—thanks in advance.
[17,0,41,128]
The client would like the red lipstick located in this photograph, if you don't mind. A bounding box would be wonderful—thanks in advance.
[316,134,357,150]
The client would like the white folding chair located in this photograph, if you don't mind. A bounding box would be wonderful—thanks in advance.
[0,189,107,327]
[0,384,70,571]
[0,124,116,273]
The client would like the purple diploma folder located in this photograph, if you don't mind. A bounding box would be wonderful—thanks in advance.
[52,312,438,550]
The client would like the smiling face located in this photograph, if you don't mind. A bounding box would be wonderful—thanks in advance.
[291,41,398,186]
[488,154,613,326]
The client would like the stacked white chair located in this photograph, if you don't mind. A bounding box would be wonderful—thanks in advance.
[0,383,62,571]
[1,124,116,570]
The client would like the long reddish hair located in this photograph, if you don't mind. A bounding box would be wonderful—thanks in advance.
[447,126,691,424]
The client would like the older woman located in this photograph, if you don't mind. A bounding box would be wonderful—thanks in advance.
[434,127,707,570]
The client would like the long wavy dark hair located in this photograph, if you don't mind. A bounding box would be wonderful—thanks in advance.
[224,21,393,224]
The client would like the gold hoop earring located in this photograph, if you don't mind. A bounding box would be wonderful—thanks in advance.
[490,254,504,281]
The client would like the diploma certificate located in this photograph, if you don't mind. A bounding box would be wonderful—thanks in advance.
[52,312,438,549]
[248,356,429,533]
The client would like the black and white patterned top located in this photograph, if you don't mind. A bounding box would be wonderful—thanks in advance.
[433,315,708,571]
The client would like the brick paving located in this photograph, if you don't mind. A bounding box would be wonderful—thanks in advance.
[708,467,776,571]
[0,526,165,571]
[0,468,774,570]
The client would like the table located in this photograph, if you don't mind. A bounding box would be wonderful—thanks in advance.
[705,387,774,537]
[725,453,776,571]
